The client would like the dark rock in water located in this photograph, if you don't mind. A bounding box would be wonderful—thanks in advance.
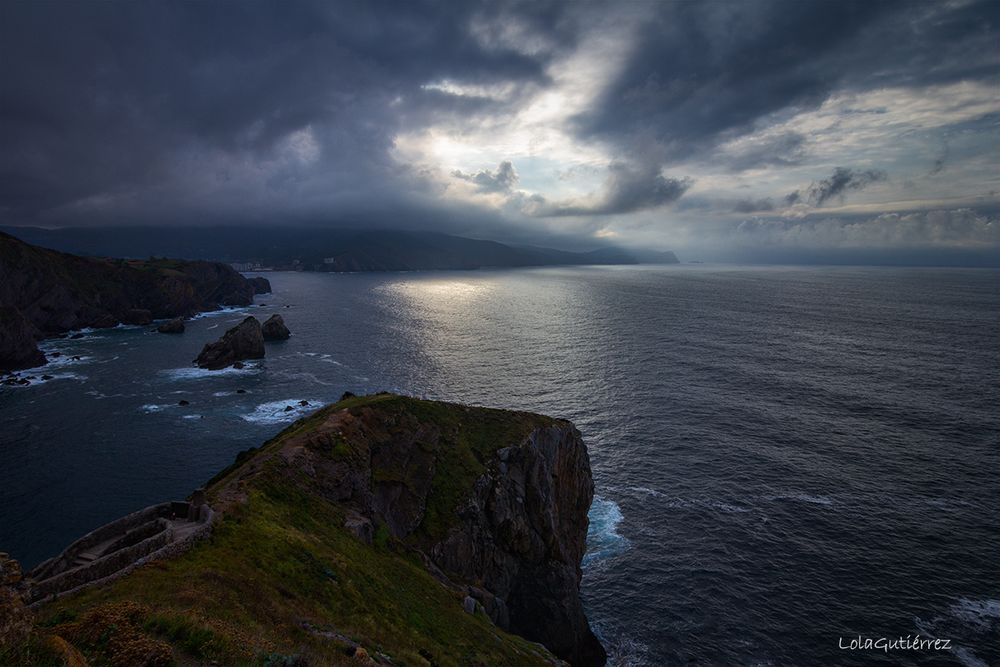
[340,391,356,401]
[298,400,309,406]
[194,317,264,370]
[122,308,153,325]
[69,333,85,339]
[236,389,247,394]
[50,352,62,358]
[248,276,272,295]
[157,317,185,334]
[232,361,245,369]
[261,314,290,341]
[283,405,294,412]
[41,374,53,380]
[71,355,81,361]
[0,305,46,371]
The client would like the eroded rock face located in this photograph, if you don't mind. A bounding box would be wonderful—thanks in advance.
[0,231,255,337]
[0,553,31,651]
[261,314,290,341]
[0,306,46,371]
[431,426,605,667]
[254,399,607,666]
[194,316,264,369]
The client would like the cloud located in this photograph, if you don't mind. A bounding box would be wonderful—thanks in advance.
[528,162,691,217]
[732,208,1000,249]
[573,1,1000,161]
[718,132,807,172]
[785,167,887,207]
[453,161,519,193]
[733,198,775,213]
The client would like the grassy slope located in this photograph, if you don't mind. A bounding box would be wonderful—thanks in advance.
[11,395,564,667]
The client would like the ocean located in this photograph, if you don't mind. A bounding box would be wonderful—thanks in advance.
[2,265,998,665]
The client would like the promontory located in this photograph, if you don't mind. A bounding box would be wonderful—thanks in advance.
[0,394,607,666]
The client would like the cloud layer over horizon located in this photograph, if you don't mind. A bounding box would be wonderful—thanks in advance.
[2,0,998,261]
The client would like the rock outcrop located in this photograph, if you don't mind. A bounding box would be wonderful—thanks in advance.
[261,314,290,341]
[156,317,185,334]
[0,306,46,371]
[194,316,264,369]
[215,394,607,666]
[0,231,257,367]
[0,554,31,651]
[248,276,272,294]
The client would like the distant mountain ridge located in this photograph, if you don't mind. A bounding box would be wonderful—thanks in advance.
[1,226,679,271]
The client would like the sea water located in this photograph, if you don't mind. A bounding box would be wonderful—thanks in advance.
[2,265,998,665]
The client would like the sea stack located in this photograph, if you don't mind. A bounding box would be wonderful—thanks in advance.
[248,277,272,295]
[261,314,290,341]
[194,316,264,369]
[156,317,185,334]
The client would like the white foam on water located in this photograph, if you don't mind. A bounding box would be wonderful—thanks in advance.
[2,372,87,388]
[950,598,1000,631]
[192,306,253,320]
[212,391,234,397]
[766,493,834,506]
[241,399,320,425]
[584,495,630,567]
[181,414,201,420]
[954,647,989,667]
[140,404,169,413]
[160,363,261,381]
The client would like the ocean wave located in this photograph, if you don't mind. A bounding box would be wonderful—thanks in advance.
[139,404,169,413]
[241,399,320,425]
[160,363,262,381]
[191,305,253,320]
[950,598,1000,632]
[584,495,629,567]
[765,493,834,506]
[2,372,88,388]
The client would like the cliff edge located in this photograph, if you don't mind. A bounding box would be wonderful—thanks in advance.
[5,394,606,666]
[0,231,256,371]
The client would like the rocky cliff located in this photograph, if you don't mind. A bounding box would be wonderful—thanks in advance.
[8,395,606,666]
[0,231,256,371]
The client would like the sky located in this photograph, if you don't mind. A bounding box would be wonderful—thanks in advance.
[2,0,999,262]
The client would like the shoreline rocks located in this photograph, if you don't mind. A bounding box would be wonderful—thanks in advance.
[0,231,258,369]
[0,306,46,372]
[261,314,290,341]
[194,316,265,370]
[156,317,185,334]
[248,276,272,295]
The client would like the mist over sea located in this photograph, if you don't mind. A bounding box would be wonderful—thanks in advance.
[2,265,998,665]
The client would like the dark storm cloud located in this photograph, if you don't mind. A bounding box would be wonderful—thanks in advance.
[453,161,519,193]
[574,0,1000,163]
[529,163,691,217]
[0,0,559,225]
[733,198,775,213]
[786,167,887,207]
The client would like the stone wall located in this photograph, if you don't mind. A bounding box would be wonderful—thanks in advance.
[30,503,172,580]
[28,506,216,607]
